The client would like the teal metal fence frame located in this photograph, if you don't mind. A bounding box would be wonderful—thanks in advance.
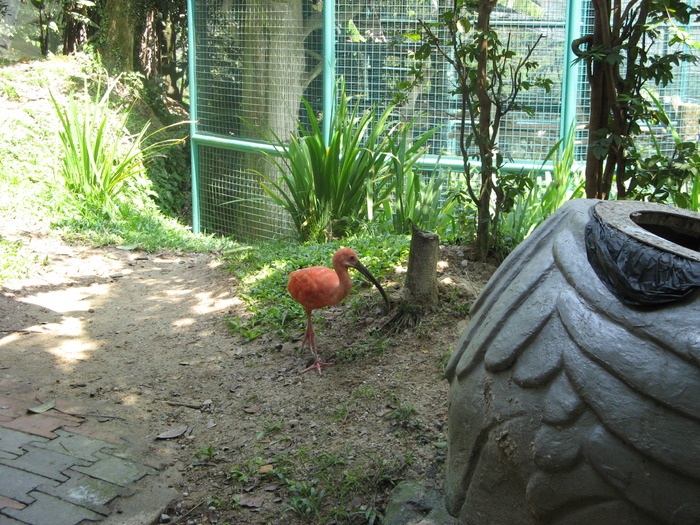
[186,0,698,239]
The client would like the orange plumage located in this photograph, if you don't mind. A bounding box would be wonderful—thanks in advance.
[287,248,389,375]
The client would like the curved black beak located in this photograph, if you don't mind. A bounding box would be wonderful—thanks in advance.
[352,261,391,313]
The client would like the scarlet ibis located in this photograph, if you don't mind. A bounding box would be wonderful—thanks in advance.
[287,248,390,375]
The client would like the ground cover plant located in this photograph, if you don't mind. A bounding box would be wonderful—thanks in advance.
[50,74,186,217]
[0,53,226,256]
[223,234,411,345]
[0,236,48,282]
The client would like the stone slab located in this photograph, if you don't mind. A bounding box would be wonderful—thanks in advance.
[71,452,155,487]
[0,496,25,511]
[1,414,80,439]
[2,491,103,525]
[30,429,118,462]
[100,465,181,525]
[0,445,92,482]
[0,398,25,420]
[0,464,58,504]
[0,427,48,456]
[36,470,131,515]
[0,514,28,525]
[383,480,458,525]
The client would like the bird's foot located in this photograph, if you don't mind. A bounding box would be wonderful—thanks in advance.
[300,358,333,375]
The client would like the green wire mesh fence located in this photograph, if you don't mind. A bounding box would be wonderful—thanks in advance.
[187,0,700,241]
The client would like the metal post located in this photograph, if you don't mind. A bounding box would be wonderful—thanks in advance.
[560,0,583,146]
[322,0,336,145]
[187,0,201,233]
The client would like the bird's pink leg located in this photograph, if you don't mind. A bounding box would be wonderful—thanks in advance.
[299,310,333,375]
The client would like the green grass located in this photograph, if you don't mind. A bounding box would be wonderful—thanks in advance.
[333,331,390,363]
[222,233,410,344]
[222,438,409,523]
[0,236,48,282]
[0,53,233,282]
[55,204,229,253]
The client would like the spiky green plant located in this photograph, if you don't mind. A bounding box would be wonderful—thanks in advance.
[50,75,185,216]
[380,119,455,237]
[500,125,584,248]
[249,80,439,242]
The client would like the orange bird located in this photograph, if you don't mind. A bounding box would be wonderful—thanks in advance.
[287,248,390,375]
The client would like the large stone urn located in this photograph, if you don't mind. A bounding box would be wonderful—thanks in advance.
[445,199,700,524]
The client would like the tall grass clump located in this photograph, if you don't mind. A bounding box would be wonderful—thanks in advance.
[50,75,185,217]
[379,119,457,237]
[499,126,584,250]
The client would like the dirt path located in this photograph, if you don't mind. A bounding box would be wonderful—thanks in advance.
[0,224,242,519]
[1,224,238,443]
[0,221,495,524]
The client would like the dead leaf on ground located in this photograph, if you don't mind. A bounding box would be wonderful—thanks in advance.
[27,399,56,414]
[156,425,189,440]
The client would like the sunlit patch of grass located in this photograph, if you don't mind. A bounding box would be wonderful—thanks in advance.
[0,237,48,283]
[55,203,231,253]
[0,55,227,257]
[222,233,410,346]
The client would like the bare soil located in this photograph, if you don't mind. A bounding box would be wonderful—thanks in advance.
[0,218,497,524]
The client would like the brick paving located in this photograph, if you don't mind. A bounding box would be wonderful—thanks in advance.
[0,396,175,525]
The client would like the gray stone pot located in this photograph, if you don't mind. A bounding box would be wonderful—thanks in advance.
[445,199,700,525]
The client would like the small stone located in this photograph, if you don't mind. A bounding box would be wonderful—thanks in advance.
[159,513,171,523]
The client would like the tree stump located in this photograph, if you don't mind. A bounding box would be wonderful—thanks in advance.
[381,224,440,332]
[403,223,440,306]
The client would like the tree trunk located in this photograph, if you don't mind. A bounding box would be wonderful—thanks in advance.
[474,0,497,259]
[0,0,21,53]
[236,0,308,238]
[576,0,652,199]
[403,223,440,307]
[101,0,139,71]
[153,0,186,100]
[63,1,99,55]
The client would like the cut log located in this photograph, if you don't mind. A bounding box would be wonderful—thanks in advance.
[403,223,439,306]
